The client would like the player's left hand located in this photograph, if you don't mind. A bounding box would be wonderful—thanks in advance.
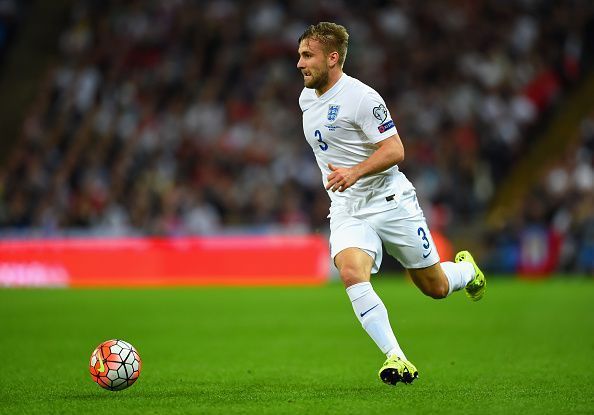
[326,163,361,192]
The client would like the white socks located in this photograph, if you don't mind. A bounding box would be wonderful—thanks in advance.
[345,265,475,358]
[441,261,475,296]
[346,282,406,359]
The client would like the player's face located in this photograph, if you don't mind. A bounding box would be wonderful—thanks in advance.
[297,39,330,91]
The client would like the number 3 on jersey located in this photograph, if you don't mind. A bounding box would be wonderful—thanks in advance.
[315,129,328,151]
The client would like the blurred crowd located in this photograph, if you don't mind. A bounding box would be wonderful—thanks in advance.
[547,115,594,273]
[485,111,594,274]
[0,0,25,65]
[0,0,593,272]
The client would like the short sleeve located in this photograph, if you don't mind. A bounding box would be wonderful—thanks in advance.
[355,91,398,143]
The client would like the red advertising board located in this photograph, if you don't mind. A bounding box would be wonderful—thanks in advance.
[0,236,330,287]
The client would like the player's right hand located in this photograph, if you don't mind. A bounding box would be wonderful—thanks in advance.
[326,163,360,192]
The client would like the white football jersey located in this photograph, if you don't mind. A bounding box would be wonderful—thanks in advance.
[299,73,414,216]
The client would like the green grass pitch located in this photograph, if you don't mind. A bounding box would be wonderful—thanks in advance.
[0,277,593,414]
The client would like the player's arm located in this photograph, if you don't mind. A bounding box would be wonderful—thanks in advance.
[326,133,404,192]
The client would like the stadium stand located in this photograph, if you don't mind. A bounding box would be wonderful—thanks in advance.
[484,110,594,274]
[0,0,592,273]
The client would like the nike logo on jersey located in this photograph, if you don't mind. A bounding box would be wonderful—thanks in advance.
[360,304,380,317]
[422,250,433,259]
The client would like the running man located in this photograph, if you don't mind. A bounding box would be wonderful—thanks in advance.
[297,22,486,386]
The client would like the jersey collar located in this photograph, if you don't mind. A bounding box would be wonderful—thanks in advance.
[316,73,348,101]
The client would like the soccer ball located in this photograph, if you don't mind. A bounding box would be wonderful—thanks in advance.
[89,339,141,391]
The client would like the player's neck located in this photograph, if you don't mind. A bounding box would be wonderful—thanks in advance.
[316,69,343,97]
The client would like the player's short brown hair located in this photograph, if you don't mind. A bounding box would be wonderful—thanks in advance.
[298,22,349,67]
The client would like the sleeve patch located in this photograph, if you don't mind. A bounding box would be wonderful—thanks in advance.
[373,104,387,123]
[378,120,395,133]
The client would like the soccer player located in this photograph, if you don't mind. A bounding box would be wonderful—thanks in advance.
[297,22,486,386]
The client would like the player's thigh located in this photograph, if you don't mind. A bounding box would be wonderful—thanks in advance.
[370,191,440,269]
[330,211,383,274]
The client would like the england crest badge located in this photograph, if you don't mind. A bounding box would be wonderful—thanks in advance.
[327,104,340,122]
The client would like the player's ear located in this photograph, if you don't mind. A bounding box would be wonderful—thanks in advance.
[328,51,339,68]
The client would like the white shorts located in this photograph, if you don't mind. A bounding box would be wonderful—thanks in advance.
[329,189,440,273]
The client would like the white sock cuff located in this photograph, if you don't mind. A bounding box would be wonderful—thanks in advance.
[441,262,456,296]
[442,261,474,296]
[346,281,372,302]
[459,260,475,277]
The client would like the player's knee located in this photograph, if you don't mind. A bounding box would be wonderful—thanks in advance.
[339,265,367,287]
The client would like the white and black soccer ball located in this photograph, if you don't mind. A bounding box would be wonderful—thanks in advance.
[89,339,141,391]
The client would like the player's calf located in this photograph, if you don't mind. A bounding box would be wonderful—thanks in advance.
[408,265,449,299]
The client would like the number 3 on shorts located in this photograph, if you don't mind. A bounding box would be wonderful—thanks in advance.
[417,227,430,249]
